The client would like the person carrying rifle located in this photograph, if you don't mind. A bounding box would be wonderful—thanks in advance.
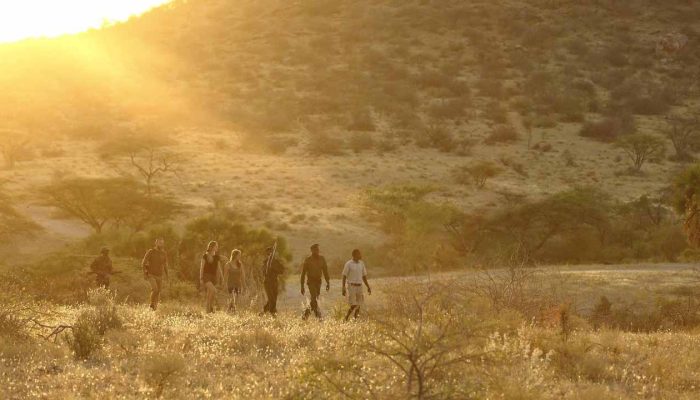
[90,247,113,289]
[262,244,285,315]
[301,243,329,320]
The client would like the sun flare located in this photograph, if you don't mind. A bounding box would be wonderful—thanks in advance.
[0,0,171,43]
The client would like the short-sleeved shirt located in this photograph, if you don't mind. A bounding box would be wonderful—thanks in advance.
[342,260,367,284]
[302,255,329,284]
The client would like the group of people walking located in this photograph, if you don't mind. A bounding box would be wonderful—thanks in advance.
[90,239,371,321]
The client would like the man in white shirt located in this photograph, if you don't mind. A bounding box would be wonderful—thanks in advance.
[342,249,371,321]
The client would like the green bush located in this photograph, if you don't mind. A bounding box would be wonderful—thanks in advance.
[86,288,123,335]
[65,310,102,359]
[454,161,502,188]
[427,97,470,120]
[579,114,636,142]
[485,124,519,145]
[416,123,456,152]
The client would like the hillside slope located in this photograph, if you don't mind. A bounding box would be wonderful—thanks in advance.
[1,0,699,263]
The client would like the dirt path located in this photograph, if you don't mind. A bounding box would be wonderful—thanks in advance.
[273,263,700,316]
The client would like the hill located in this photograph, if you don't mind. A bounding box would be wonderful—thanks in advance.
[0,0,699,265]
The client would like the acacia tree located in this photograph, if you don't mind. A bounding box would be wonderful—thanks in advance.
[0,182,40,241]
[673,164,700,247]
[453,161,501,188]
[616,133,666,172]
[41,177,164,234]
[365,281,482,399]
[483,187,613,261]
[665,114,699,161]
[0,129,31,169]
[101,135,182,196]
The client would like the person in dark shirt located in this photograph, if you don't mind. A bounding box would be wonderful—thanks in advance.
[262,246,285,315]
[199,241,224,313]
[300,243,330,320]
[90,247,113,289]
[141,238,169,311]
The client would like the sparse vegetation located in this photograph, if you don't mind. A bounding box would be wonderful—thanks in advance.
[3,1,700,398]
[456,161,502,188]
[580,114,636,142]
[665,113,700,161]
[485,124,519,145]
[616,133,666,172]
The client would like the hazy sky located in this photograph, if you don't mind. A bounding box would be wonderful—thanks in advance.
[0,0,171,42]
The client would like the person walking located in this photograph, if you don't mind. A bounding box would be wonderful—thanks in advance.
[224,249,245,312]
[342,249,371,321]
[142,238,169,311]
[300,243,330,320]
[90,247,113,289]
[262,246,285,315]
[200,241,224,313]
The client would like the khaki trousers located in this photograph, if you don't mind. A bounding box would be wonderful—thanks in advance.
[148,275,163,310]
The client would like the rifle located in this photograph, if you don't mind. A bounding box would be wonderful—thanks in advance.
[264,239,278,277]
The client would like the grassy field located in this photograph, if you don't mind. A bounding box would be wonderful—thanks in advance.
[2,1,700,398]
[3,264,700,399]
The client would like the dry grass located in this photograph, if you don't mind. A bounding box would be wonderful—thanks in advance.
[2,268,700,399]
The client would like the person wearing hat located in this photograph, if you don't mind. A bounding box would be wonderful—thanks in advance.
[90,247,114,289]
[262,246,285,315]
[300,243,330,320]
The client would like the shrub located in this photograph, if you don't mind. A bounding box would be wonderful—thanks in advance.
[483,102,508,124]
[485,124,519,145]
[141,353,186,398]
[615,133,666,172]
[455,161,502,188]
[427,97,469,120]
[306,132,345,156]
[628,95,670,116]
[241,133,298,155]
[416,123,456,152]
[348,132,375,153]
[106,329,141,356]
[65,310,102,359]
[347,108,376,131]
[86,288,122,335]
[579,114,636,142]
[230,327,283,356]
[551,93,586,122]
[376,138,398,154]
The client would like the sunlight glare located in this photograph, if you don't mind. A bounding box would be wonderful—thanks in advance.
[0,0,171,43]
